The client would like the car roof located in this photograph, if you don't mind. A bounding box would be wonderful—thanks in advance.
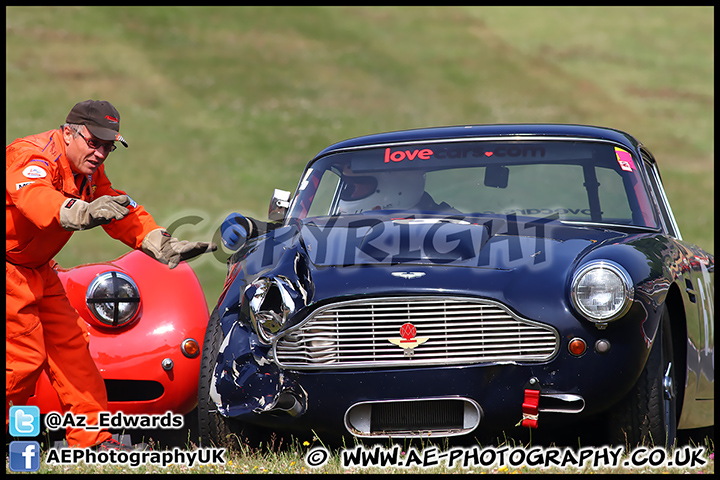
[314,124,645,159]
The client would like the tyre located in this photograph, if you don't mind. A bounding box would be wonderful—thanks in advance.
[606,305,678,448]
[197,307,258,451]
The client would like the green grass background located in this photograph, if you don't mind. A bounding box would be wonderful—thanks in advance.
[6,6,714,311]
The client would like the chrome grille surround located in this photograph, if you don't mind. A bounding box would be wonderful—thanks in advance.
[344,397,482,438]
[274,296,559,370]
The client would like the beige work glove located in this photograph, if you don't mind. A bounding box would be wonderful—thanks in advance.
[59,195,131,231]
[141,228,217,269]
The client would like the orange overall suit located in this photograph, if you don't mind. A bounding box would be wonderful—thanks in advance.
[6,129,161,447]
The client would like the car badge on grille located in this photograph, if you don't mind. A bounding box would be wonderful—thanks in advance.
[388,323,429,357]
[391,272,425,279]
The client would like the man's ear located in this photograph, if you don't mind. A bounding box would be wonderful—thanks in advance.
[62,125,75,146]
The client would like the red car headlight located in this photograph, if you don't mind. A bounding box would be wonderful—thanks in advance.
[86,271,141,327]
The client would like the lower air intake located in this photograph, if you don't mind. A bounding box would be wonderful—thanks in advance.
[345,397,481,438]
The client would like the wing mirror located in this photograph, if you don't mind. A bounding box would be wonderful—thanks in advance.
[268,189,291,221]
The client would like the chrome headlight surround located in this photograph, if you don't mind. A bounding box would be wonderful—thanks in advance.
[86,271,141,328]
[245,276,300,344]
[571,260,634,327]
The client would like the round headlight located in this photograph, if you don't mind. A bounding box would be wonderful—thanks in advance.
[571,261,633,324]
[86,271,140,327]
[245,278,297,343]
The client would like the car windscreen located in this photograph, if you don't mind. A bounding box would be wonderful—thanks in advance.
[287,140,659,229]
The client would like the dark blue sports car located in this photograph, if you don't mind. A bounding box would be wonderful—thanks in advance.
[198,124,714,449]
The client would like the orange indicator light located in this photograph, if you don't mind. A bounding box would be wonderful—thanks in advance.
[568,338,587,356]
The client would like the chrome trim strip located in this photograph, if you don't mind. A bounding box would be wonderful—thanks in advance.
[648,164,683,239]
[538,393,585,413]
[318,135,627,156]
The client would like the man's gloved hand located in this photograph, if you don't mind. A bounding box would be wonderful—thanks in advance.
[141,228,218,269]
[59,195,131,231]
[221,213,250,251]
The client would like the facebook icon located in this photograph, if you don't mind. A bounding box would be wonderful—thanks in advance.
[9,441,41,472]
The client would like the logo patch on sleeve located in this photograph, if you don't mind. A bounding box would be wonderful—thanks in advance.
[22,165,48,179]
[15,181,34,190]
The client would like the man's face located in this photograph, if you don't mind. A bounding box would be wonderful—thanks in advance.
[63,125,115,176]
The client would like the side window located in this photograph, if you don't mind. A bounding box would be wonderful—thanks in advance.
[643,154,682,239]
[306,170,340,218]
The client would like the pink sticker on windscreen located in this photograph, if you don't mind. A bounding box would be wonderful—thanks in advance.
[615,147,635,172]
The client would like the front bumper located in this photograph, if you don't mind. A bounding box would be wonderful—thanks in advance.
[213,310,655,440]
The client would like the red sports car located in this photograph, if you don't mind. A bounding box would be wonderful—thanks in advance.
[24,250,209,444]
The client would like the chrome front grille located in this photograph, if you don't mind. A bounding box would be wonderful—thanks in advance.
[274,297,559,369]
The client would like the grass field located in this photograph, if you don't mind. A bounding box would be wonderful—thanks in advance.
[6,6,713,310]
[5,6,714,474]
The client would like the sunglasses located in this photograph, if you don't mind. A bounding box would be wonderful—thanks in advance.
[77,130,117,153]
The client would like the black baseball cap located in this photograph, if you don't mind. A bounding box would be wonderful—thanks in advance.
[66,100,128,148]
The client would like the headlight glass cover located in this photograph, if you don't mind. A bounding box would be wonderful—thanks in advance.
[571,261,633,323]
[86,271,141,327]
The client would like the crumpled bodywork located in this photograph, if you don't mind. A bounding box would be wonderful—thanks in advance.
[212,322,307,418]
[211,242,312,419]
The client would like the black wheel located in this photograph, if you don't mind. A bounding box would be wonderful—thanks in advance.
[197,307,258,451]
[606,305,678,447]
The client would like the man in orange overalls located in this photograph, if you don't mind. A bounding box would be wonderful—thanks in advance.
[6,100,216,449]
